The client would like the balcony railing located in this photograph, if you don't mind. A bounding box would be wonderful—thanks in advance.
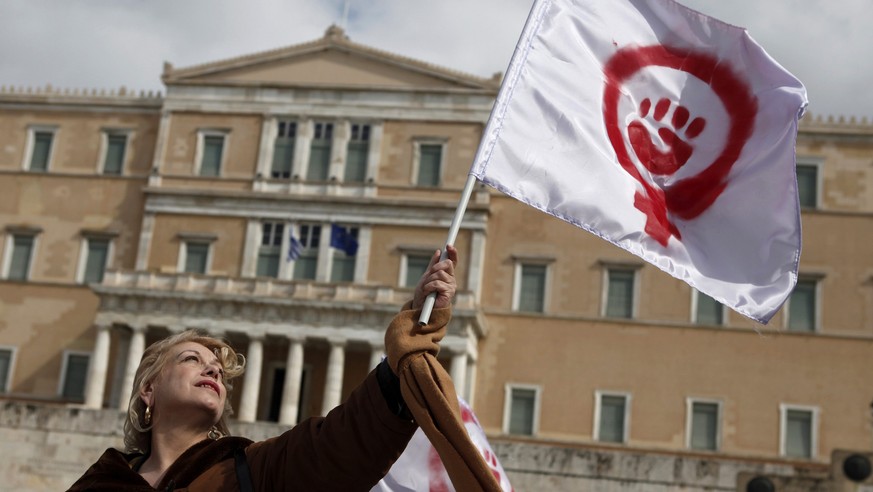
[96,269,476,310]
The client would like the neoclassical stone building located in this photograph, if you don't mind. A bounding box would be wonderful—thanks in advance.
[1,26,872,491]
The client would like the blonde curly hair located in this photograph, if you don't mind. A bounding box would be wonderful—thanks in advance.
[123,330,246,454]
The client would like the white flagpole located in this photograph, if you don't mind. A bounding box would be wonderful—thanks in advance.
[418,0,549,325]
[417,173,478,325]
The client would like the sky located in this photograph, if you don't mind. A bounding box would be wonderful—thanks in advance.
[0,0,869,120]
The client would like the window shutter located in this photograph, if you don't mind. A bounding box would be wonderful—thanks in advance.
[8,235,35,280]
[691,402,719,450]
[30,132,53,171]
[519,264,546,312]
[509,388,536,435]
[695,292,723,325]
[103,135,126,175]
[788,280,816,332]
[84,239,110,283]
[405,255,431,288]
[62,354,90,400]
[0,349,11,393]
[184,243,209,274]
[599,395,626,443]
[418,145,442,187]
[796,165,817,208]
[606,270,634,318]
[785,410,813,458]
[200,136,224,176]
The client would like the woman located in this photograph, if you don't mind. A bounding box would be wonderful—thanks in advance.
[69,246,458,491]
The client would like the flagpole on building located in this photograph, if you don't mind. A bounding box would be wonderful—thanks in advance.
[417,173,478,325]
[340,0,351,30]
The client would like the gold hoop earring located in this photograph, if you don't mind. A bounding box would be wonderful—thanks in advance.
[144,405,152,426]
[207,427,221,440]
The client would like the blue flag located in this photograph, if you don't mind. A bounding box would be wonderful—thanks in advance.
[330,224,358,256]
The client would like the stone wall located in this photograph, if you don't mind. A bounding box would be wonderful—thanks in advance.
[491,439,825,491]
[0,400,832,492]
[0,401,291,491]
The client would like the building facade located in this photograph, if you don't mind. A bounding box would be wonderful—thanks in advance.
[1,26,872,490]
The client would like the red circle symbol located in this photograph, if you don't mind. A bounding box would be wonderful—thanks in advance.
[602,45,758,246]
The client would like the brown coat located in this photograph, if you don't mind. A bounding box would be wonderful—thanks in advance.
[68,368,417,491]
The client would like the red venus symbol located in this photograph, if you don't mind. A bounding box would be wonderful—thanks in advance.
[602,45,758,246]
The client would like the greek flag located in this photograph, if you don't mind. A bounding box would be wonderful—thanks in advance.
[287,234,302,261]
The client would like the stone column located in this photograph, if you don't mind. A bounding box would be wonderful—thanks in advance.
[117,323,147,410]
[254,116,277,183]
[278,335,305,426]
[147,110,171,187]
[238,335,264,423]
[315,220,332,282]
[320,338,346,415]
[135,213,155,271]
[84,323,112,409]
[466,357,478,405]
[450,350,469,401]
[469,229,487,303]
[328,120,349,181]
[240,220,261,278]
[368,342,384,370]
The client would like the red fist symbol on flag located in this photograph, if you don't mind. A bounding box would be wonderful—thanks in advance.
[603,45,758,246]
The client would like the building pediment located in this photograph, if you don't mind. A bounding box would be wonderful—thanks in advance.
[162,25,500,93]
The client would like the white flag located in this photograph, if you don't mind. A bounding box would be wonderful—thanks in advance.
[470,0,808,323]
[372,399,514,492]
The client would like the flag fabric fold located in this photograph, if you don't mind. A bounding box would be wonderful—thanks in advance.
[372,398,514,492]
[470,0,808,323]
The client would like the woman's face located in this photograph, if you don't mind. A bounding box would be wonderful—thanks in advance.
[146,341,227,427]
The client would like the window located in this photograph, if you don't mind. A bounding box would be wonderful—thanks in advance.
[183,242,210,274]
[82,238,111,284]
[344,123,370,183]
[257,222,284,278]
[605,268,635,319]
[307,122,333,181]
[102,133,127,175]
[787,279,817,332]
[329,225,358,283]
[595,392,629,443]
[416,143,443,187]
[513,263,548,313]
[503,385,540,436]
[687,400,720,451]
[0,348,14,393]
[5,234,36,280]
[293,225,321,280]
[694,290,724,325]
[781,405,817,459]
[198,133,225,177]
[272,121,296,179]
[796,163,818,209]
[28,129,54,172]
[403,253,432,288]
[60,352,90,401]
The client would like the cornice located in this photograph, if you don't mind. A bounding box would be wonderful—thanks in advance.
[799,112,873,136]
[0,85,162,110]
[92,270,484,339]
[142,187,491,229]
[163,25,500,92]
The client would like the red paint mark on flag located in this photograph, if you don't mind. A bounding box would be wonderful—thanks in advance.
[428,446,452,492]
[602,45,758,246]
